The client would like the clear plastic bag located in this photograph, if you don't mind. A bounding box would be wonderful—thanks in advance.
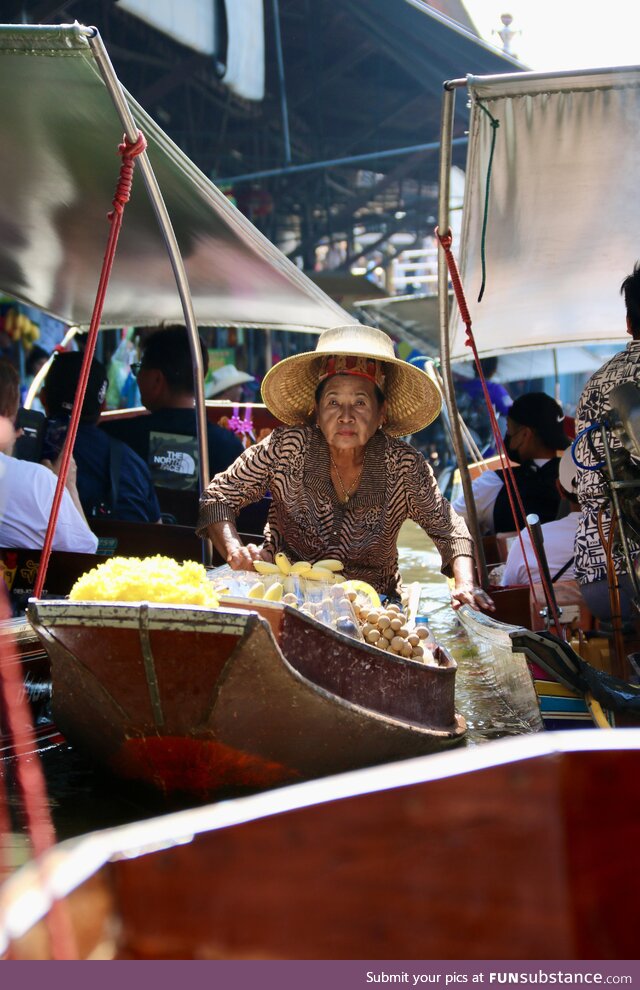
[207,564,362,639]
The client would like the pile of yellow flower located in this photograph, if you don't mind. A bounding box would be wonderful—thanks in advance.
[69,555,219,607]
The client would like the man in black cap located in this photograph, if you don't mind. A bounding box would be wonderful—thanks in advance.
[452,391,569,536]
[41,351,161,524]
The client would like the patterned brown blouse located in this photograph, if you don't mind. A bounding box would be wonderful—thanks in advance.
[197,426,474,597]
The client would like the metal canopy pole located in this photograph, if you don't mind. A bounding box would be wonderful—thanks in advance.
[87,28,212,565]
[272,0,292,166]
[437,80,489,588]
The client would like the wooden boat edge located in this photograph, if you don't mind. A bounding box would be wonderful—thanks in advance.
[2,727,640,955]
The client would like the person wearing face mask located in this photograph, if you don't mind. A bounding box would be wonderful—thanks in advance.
[452,392,570,536]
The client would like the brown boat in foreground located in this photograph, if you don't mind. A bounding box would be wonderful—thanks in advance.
[1,729,638,960]
[26,596,465,798]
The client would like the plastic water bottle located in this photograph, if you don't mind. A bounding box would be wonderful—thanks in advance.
[415,614,437,648]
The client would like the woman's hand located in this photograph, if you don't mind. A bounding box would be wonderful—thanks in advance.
[207,520,266,571]
[226,541,265,570]
[450,555,495,613]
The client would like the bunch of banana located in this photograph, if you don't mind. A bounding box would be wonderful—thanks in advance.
[253,553,344,584]
[1,308,40,350]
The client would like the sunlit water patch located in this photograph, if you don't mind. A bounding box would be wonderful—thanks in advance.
[397,521,537,744]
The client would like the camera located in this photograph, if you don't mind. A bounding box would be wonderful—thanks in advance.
[41,417,69,462]
[13,407,45,461]
[12,410,69,463]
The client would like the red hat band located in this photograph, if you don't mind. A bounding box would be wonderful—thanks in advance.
[318,355,386,390]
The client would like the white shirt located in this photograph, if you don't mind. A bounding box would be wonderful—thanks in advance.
[452,459,553,536]
[452,470,504,535]
[0,453,98,554]
[501,513,578,587]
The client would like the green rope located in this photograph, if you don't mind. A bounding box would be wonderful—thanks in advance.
[476,100,500,303]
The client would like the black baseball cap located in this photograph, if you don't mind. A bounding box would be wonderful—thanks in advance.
[44,351,109,421]
[509,392,569,449]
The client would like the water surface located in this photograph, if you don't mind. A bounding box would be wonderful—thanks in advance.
[397,520,535,743]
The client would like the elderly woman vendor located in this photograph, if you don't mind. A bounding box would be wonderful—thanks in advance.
[197,325,492,611]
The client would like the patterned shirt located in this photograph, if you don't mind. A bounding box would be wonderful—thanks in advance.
[197,426,474,598]
[574,339,640,585]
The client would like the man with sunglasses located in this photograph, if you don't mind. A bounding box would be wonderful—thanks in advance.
[102,326,243,524]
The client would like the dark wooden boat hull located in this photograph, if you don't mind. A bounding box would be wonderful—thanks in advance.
[2,730,639,960]
[27,599,465,797]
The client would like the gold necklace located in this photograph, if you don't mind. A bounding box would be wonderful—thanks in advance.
[329,452,365,503]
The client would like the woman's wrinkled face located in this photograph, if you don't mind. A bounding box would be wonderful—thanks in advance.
[315,375,386,450]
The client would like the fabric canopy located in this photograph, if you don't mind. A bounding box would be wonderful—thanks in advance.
[0,24,349,332]
[448,66,640,362]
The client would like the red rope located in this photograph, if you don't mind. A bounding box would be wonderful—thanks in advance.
[436,227,563,632]
[0,587,77,957]
[0,131,146,956]
[34,132,147,599]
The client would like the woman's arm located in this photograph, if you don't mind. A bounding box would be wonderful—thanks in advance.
[405,449,494,611]
[197,430,277,539]
[207,519,264,571]
[449,554,495,612]
[407,450,475,571]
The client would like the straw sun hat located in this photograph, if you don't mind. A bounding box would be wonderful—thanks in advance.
[205,363,255,398]
[261,324,441,437]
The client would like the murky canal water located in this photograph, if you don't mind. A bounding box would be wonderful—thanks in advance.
[2,522,532,872]
[397,521,534,743]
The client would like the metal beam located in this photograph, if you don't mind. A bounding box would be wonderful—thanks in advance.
[217,136,467,185]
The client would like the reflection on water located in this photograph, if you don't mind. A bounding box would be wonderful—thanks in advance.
[2,522,532,872]
[397,520,533,744]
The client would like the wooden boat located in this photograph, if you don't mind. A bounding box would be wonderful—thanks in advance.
[1,728,638,960]
[26,596,465,798]
[3,526,467,797]
[435,65,640,730]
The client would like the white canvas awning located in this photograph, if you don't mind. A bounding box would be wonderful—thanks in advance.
[449,66,640,362]
[495,345,613,382]
[0,24,349,333]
